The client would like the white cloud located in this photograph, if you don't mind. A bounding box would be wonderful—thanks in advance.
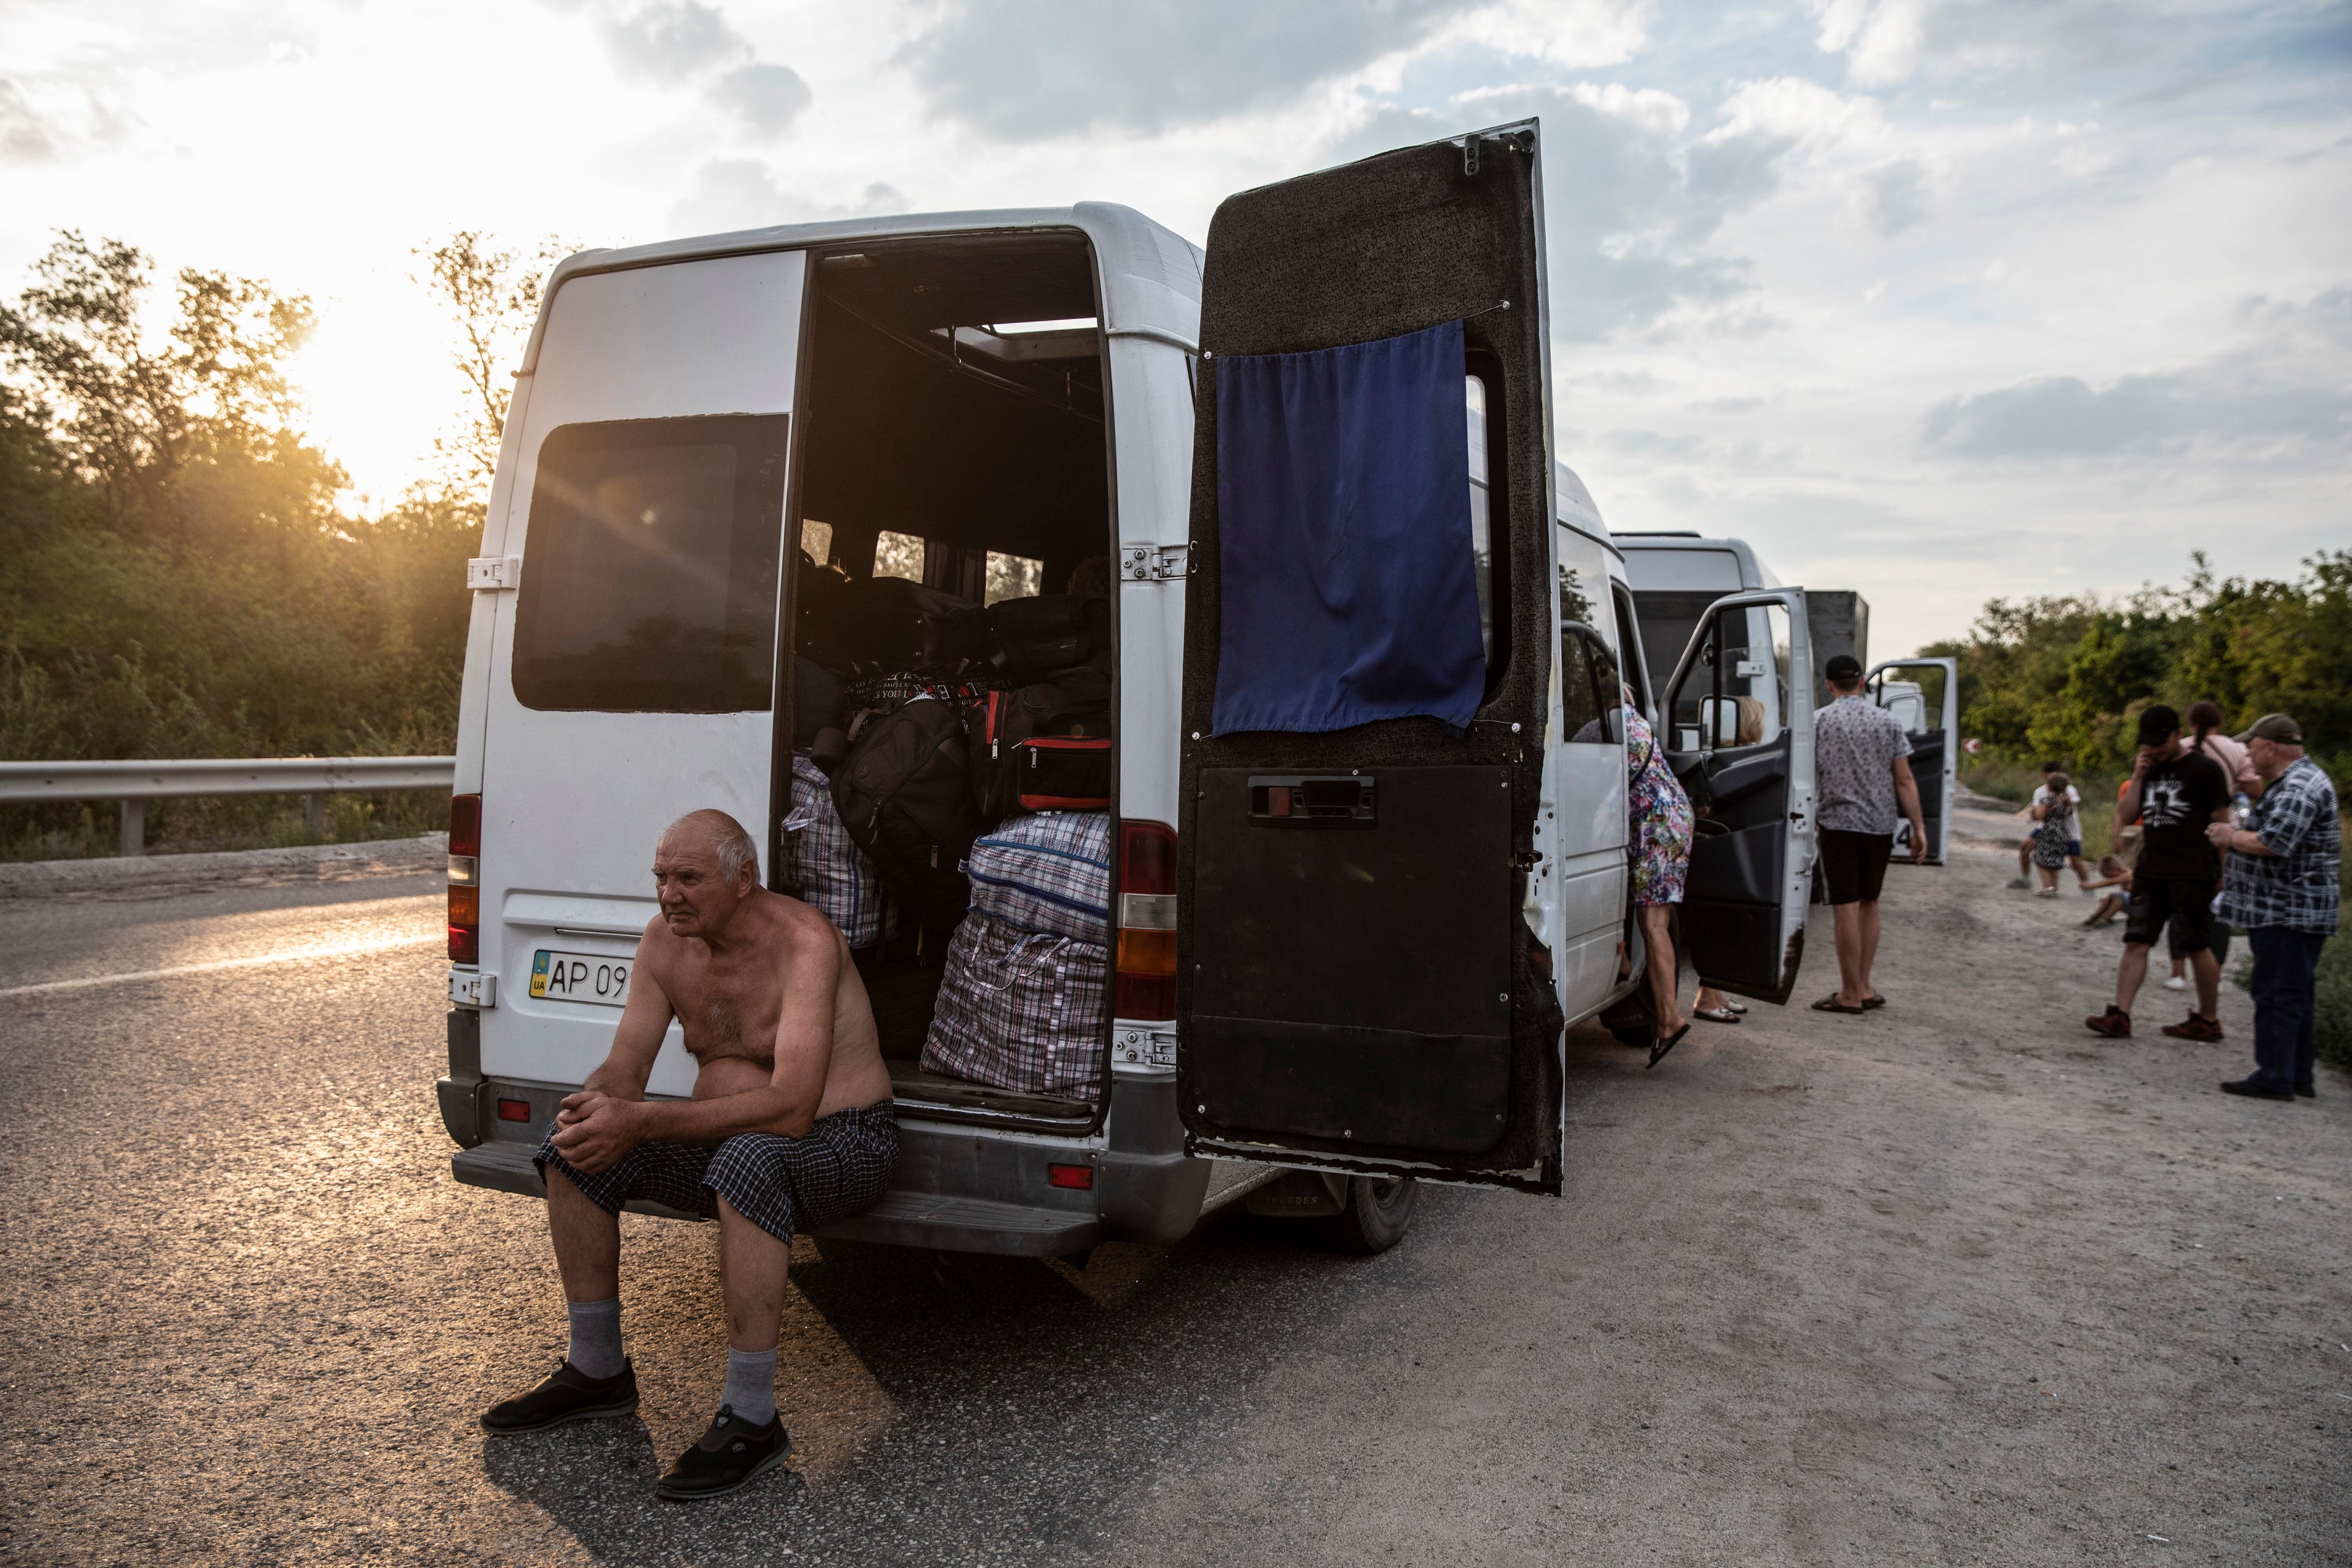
[665,161,906,236]
[1806,0,1928,85]
[597,0,746,82]
[894,0,1478,140]
[0,81,60,165]
[714,62,812,137]
[1922,288,2352,460]
[1440,0,1652,67]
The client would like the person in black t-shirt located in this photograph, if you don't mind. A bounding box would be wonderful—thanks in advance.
[2086,705,2233,1040]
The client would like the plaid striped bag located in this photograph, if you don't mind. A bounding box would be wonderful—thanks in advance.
[921,908,1109,1097]
[786,753,887,948]
[964,811,1112,943]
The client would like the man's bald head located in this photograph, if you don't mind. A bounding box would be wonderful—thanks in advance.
[659,809,760,887]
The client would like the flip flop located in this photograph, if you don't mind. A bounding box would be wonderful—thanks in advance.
[1861,995,1886,1009]
[1810,996,1866,1014]
[1726,1000,1748,1014]
[1694,1005,1740,1023]
[1646,1023,1691,1069]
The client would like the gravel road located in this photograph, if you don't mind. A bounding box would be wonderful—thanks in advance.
[2,818,2344,1566]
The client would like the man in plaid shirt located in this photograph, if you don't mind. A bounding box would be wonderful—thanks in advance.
[2210,713,2340,1100]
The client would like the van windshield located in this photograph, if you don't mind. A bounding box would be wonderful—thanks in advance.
[512,414,791,713]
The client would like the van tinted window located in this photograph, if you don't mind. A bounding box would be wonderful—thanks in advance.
[513,415,790,713]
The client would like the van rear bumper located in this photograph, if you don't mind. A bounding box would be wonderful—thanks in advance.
[449,1140,1104,1254]
[442,1058,1208,1258]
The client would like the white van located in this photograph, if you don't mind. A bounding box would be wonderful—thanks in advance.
[435,120,1817,1254]
[1619,534,1955,868]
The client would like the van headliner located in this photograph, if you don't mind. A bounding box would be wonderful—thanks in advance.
[517,203,1205,376]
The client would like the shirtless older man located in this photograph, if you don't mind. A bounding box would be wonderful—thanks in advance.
[481,809,896,1501]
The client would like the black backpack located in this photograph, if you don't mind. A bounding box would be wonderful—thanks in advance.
[967,665,1114,818]
[986,594,1110,684]
[830,695,987,928]
[809,576,993,677]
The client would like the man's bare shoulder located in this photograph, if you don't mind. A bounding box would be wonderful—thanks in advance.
[753,890,845,956]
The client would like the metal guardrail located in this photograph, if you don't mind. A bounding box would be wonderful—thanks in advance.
[0,757,456,856]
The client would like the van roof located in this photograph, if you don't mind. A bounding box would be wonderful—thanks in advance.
[521,203,1205,374]
[1614,533,1779,590]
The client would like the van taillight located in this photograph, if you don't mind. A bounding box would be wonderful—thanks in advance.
[1113,819,1177,1019]
[449,793,481,964]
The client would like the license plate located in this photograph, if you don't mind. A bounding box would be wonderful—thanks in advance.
[530,949,633,1007]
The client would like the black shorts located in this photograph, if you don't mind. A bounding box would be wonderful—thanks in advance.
[2126,877,2216,956]
[537,1102,898,1243]
[1819,829,1893,906]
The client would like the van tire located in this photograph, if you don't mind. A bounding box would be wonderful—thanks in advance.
[1609,1023,1652,1050]
[1319,1177,1417,1254]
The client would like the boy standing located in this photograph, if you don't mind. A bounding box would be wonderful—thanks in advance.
[2085,706,2232,1040]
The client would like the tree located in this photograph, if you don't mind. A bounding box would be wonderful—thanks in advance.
[0,231,329,537]
[415,231,572,495]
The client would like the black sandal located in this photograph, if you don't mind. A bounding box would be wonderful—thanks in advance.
[1810,995,1866,1014]
[1646,1023,1691,1069]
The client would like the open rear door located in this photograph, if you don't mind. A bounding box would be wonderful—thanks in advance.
[1659,590,1816,1004]
[1174,122,1564,1192]
[1869,657,1958,866]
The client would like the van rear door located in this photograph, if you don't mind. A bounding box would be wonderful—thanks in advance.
[1659,590,1817,1004]
[475,252,805,1094]
[1174,122,1564,1192]
[1869,656,1958,865]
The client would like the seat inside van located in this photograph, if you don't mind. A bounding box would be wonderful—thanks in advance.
[786,230,1114,1126]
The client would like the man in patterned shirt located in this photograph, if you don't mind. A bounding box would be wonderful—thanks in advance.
[1810,655,1929,1013]
[480,810,898,1500]
[2210,714,2340,1100]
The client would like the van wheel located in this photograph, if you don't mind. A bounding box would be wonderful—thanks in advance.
[1609,1023,1652,1050]
[1319,1177,1417,1254]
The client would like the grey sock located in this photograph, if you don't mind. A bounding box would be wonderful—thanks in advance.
[566,1298,624,1380]
[720,1348,778,1426]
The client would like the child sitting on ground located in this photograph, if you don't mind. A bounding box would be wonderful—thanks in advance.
[2082,855,2132,927]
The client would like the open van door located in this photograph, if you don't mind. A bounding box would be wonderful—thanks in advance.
[1659,590,1816,1004]
[1174,122,1565,1192]
[1869,656,1958,866]
[471,252,804,1097]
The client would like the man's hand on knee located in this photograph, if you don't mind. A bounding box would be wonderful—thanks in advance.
[551,1091,645,1175]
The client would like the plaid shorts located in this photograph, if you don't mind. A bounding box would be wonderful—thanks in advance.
[536,1102,898,1244]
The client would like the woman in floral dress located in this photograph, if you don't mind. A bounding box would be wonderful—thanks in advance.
[1624,690,1695,1062]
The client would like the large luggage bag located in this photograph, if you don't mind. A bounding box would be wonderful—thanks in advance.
[965,811,1112,942]
[830,694,986,930]
[920,907,1109,1098]
[785,753,887,948]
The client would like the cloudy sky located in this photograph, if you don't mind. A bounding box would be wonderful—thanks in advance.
[3,0,2347,650]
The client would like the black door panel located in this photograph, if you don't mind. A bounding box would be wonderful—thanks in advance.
[1192,764,1511,1036]
[1684,818,1786,906]
[1660,592,1811,1005]
[1188,1018,1512,1153]
[1680,902,1784,993]
[1909,731,1947,862]
[1176,122,1560,1189]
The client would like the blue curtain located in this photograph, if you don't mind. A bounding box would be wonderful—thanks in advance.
[1210,318,1484,737]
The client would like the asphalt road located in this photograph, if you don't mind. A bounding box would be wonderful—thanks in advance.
[2,822,2346,1566]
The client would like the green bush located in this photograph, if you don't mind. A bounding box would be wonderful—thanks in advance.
[2318,936,2350,1073]
[0,234,480,861]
